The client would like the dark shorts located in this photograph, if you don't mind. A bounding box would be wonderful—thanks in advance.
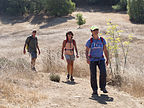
[30,52,37,59]
[65,55,75,61]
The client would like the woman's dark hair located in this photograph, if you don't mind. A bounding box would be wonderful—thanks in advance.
[66,31,73,41]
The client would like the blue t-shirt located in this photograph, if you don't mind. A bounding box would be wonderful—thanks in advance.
[85,37,106,61]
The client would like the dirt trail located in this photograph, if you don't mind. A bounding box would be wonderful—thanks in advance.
[0,72,144,108]
[35,73,144,108]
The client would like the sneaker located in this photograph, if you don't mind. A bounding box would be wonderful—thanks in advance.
[67,74,70,79]
[101,88,108,93]
[70,76,74,81]
[92,91,98,96]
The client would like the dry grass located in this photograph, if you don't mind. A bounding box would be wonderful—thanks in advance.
[0,80,46,107]
[0,57,47,107]
[41,48,65,73]
[41,48,90,78]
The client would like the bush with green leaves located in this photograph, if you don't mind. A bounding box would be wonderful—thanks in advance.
[49,73,60,82]
[45,0,75,16]
[128,0,144,24]
[0,0,75,16]
[0,0,44,15]
[72,0,119,5]
[112,0,127,11]
[76,13,86,28]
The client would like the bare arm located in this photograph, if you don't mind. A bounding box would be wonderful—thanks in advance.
[61,40,66,59]
[73,40,78,57]
[23,37,29,54]
[37,44,40,55]
[103,45,109,66]
[85,47,90,64]
[23,43,26,54]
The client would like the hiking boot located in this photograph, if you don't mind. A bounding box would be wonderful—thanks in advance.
[32,67,36,71]
[92,91,98,96]
[67,74,70,79]
[70,76,74,82]
[101,88,108,93]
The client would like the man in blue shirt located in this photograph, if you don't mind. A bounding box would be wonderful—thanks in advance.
[85,26,109,96]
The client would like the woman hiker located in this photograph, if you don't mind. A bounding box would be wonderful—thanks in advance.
[85,26,109,96]
[61,31,79,81]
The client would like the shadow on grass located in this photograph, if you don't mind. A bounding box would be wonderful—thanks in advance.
[62,80,78,85]
[89,94,114,104]
[76,5,127,14]
[0,14,75,28]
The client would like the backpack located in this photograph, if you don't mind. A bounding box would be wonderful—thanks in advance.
[64,39,75,49]
[26,36,33,52]
[64,39,75,55]
[89,37,104,58]
[89,37,104,47]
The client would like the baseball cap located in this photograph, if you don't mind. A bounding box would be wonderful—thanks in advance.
[90,26,99,31]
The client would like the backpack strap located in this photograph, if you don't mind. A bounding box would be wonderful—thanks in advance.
[100,37,104,45]
[64,39,74,51]
[89,38,93,48]
[89,37,105,58]
[100,37,104,58]
[28,36,32,44]
[89,37,104,48]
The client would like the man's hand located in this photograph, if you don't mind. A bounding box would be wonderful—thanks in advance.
[38,50,41,55]
[106,59,109,66]
[87,59,90,64]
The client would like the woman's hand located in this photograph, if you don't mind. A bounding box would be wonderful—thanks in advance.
[76,55,79,58]
[61,55,64,60]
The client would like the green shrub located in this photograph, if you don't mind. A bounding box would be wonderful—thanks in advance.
[112,0,127,11]
[128,0,144,23]
[49,73,60,82]
[74,0,119,5]
[45,0,75,16]
[0,0,75,16]
[76,13,86,28]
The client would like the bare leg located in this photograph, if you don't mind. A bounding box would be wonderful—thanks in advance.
[31,58,36,70]
[70,61,74,76]
[66,60,71,79]
[70,61,74,81]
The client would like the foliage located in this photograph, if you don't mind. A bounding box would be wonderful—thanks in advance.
[76,13,86,28]
[128,0,144,24]
[72,0,119,5]
[0,0,75,16]
[105,19,133,76]
[112,0,127,11]
[49,73,60,82]
[44,0,75,16]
